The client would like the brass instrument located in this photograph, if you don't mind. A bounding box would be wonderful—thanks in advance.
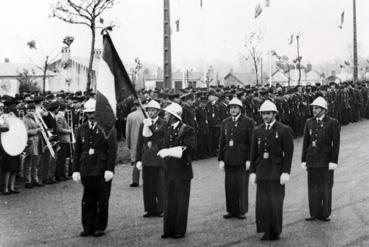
[34,111,56,159]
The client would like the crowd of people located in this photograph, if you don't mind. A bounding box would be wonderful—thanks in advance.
[0,80,366,240]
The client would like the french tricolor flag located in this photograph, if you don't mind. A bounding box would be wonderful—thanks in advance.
[95,32,137,138]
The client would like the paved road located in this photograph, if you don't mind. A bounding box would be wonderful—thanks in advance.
[1,120,369,247]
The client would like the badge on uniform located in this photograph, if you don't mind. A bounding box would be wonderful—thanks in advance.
[212,113,215,118]
[312,141,317,147]
[258,138,261,145]
[263,152,269,159]
[147,141,152,148]
[88,148,95,155]
[275,131,279,139]
[81,137,85,143]
[309,129,312,136]
[229,140,234,147]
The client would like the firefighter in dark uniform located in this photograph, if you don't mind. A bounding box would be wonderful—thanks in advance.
[72,98,118,237]
[158,102,195,239]
[206,91,227,157]
[195,96,210,159]
[218,97,255,219]
[181,93,198,160]
[301,96,340,222]
[136,100,166,217]
[249,100,294,241]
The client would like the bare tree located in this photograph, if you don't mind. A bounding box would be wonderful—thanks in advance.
[244,30,263,86]
[52,0,115,91]
[26,40,60,93]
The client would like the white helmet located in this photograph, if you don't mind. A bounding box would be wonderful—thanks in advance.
[228,97,243,108]
[83,98,96,113]
[145,99,161,110]
[164,102,182,120]
[259,100,278,112]
[311,96,328,110]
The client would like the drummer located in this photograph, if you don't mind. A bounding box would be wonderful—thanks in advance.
[1,98,21,195]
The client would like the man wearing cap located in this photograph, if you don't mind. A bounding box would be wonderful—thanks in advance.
[72,98,117,237]
[249,100,294,241]
[218,97,255,219]
[158,102,195,239]
[125,99,145,187]
[301,96,340,222]
[136,100,166,217]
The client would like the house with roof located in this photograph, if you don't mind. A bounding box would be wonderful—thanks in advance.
[223,70,270,87]
[48,47,99,92]
[0,62,55,96]
[270,69,322,86]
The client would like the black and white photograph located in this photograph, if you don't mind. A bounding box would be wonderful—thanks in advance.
[1,0,369,246]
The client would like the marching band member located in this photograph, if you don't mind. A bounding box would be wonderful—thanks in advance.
[72,98,117,237]
[23,103,44,188]
[158,102,195,239]
[249,100,294,241]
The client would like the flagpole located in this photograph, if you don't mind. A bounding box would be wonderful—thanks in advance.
[353,0,358,83]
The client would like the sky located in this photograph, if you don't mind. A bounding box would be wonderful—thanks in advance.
[1,0,369,73]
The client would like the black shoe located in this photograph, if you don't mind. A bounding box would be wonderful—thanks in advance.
[318,217,331,222]
[33,182,45,187]
[25,183,34,189]
[270,234,280,241]
[261,233,270,241]
[80,231,94,237]
[161,234,172,239]
[305,216,317,221]
[129,183,139,187]
[9,189,20,194]
[45,180,56,185]
[237,214,246,220]
[93,230,105,237]
[143,213,153,218]
[223,213,234,219]
[173,234,185,239]
[2,191,10,195]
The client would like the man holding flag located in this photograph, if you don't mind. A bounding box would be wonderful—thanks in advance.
[72,30,136,237]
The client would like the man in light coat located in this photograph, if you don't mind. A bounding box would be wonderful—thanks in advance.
[125,100,145,187]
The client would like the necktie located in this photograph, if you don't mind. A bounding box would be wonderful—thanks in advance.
[266,124,270,131]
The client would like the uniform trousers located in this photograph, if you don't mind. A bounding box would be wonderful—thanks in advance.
[56,143,69,180]
[209,127,220,156]
[131,162,140,184]
[163,179,191,236]
[142,166,164,214]
[307,168,334,219]
[23,155,40,184]
[256,180,285,235]
[225,166,249,215]
[81,176,112,232]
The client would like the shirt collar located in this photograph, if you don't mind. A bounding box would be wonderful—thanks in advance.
[88,120,96,129]
[232,114,241,122]
[151,116,159,124]
[316,115,325,122]
[266,119,276,129]
[171,121,180,129]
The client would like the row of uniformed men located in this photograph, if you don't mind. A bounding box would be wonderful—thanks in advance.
[70,94,340,241]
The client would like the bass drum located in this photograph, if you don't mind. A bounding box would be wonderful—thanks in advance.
[1,115,28,156]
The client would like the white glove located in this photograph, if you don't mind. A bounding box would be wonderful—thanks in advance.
[329,162,338,170]
[143,118,153,126]
[245,161,251,171]
[142,125,153,137]
[157,149,169,158]
[166,146,184,158]
[104,170,114,182]
[301,162,307,171]
[136,161,143,170]
[72,172,81,183]
[219,161,225,171]
[249,173,256,185]
[280,173,290,185]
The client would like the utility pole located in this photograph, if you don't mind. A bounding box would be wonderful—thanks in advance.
[163,0,172,89]
[353,0,358,83]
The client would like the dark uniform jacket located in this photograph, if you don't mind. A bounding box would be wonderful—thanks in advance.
[206,102,227,127]
[195,106,209,135]
[218,115,255,166]
[163,122,195,181]
[250,121,294,180]
[301,116,340,168]
[136,117,166,167]
[182,104,198,131]
[73,122,117,177]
